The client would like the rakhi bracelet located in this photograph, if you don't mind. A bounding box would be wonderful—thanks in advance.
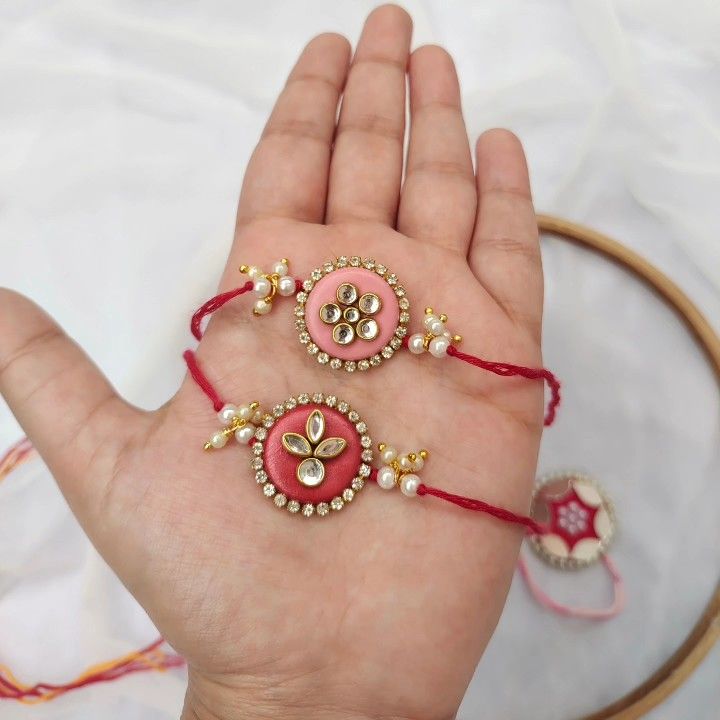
[190,255,561,426]
[183,348,544,530]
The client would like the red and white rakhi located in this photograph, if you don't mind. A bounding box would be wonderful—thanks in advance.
[529,471,616,569]
[516,471,625,620]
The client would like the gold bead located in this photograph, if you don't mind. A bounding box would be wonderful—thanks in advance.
[203,441,213,451]
[419,449,429,460]
[378,442,386,451]
[424,307,433,315]
[281,258,289,265]
[439,313,448,323]
[452,334,463,344]
[239,264,250,274]
[408,452,417,462]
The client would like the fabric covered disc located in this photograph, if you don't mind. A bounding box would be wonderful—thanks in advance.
[249,394,373,517]
[529,471,616,569]
[295,257,410,372]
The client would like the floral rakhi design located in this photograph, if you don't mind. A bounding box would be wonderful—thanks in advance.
[281,408,346,487]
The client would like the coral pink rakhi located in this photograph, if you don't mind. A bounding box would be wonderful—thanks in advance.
[191,255,561,425]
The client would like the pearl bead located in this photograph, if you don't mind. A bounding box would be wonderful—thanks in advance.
[277,275,296,296]
[210,431,227,449]
[408,333,426,354]
[217,404,237,424]
[429,319,446,336]
[235,424,255,444]
[429,336,450,358]
[237,404,253,421]
[398,455,412,471]
[247,265,260,279]
[254,298,271,315]
[254,277,272,297]
[412,455,424,471]
[380,446,397,464]
[252,409,264,424]
[423,314,438,331]
[376,466,396,490]
[400,473,421,496]
[272,260,288,276]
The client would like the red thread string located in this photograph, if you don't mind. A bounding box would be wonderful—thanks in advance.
[183,350,226,412]
[191,279,303,341]
[191,282,253,340]
[445,345,561,426]
[186,363,547,536]
[417,483,545,535]
[367,469,543,535]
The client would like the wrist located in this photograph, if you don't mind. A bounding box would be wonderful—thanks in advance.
[180,672,392,720]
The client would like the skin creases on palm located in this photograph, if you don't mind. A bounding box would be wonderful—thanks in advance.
[0,7,545,719]
[102,220,543,716]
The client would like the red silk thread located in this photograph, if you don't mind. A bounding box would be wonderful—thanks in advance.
[191,279,304,341]
[446,345,561,427]
[191,282,254,340]
[190,281,561,429]
[183,354,545,536]
[183,350,226,412]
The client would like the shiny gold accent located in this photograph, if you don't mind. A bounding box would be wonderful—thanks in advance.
[204,401,260,451]
[239,261,291,315]
[296,457,325,487]
[377,445,429,487]
[314,437,347,459]
[333,322,355,345]
[357,292,382,315]
[306,409,325,444]
[320,302,342,324]
[279,408,347,487]
[282,432,312,457]
[356,318,379,341]
[336,282,359,305]
[421,306,462,350]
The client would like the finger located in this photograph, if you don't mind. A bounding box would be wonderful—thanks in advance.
[398,45,476,251]
[325,5,412,225]
[0,289,140,514]
[468,129,543,339]
[235,33,351,227]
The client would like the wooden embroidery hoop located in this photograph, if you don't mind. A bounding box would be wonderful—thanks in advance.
[538,214,720,720]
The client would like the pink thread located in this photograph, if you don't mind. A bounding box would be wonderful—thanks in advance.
[182,350,226,412]
[190,282,253,340]
[517,553,625,620]
[445,345,561,426]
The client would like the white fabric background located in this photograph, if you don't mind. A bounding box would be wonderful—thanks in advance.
[1,1,719,718]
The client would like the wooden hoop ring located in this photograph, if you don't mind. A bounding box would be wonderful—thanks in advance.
[538,214,720,720]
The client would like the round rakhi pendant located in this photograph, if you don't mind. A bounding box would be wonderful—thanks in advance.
[529,471,616,569]
[295,256,410,372]
[250,393,373,517]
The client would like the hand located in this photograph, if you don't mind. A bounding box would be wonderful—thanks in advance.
[0,6,544,719]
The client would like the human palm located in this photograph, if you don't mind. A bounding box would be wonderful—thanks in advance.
[0,7,545,720]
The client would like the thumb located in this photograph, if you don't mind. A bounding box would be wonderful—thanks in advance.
[0,288,143,524]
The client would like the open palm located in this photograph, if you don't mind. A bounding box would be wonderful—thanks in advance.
[0,7,546,720]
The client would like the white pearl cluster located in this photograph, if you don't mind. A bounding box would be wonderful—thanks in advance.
[205,402,263,451]
[375,444,427,496]
[407,307,462,358]
[240,259,296,315]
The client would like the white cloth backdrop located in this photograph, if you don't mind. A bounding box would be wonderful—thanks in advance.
[1,1,719,718]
